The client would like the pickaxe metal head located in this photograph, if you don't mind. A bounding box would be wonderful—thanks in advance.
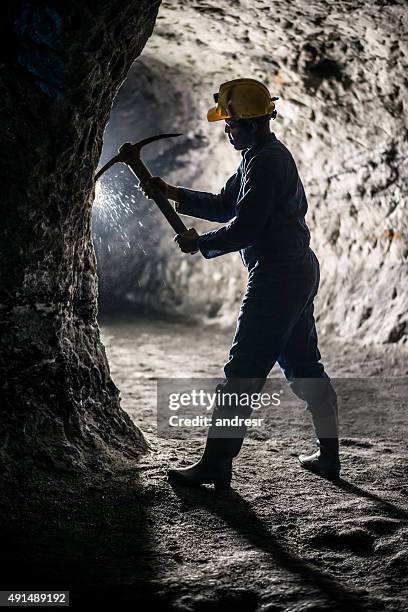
[94,132,188,235]
[95,133,183,181]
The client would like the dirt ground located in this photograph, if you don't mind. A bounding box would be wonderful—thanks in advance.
[1,315,408,611]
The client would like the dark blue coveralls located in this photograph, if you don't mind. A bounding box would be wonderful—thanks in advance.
[176,132,337,435]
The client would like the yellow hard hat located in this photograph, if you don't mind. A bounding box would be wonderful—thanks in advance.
[207,78,278,122]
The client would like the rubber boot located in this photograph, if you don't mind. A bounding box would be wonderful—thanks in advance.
[167,438,239,490]
[168,391,250,489]
[298,387,341,480]
[298,438,340,480]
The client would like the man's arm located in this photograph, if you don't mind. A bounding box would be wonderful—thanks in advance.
[197,155,281,258]
[175,170,240,223]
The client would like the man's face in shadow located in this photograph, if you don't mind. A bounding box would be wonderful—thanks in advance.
[224,118,256,151]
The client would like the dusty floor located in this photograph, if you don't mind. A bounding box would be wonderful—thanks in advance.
[1,316,408,610]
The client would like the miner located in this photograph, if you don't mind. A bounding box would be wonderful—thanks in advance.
[142,78,340,488]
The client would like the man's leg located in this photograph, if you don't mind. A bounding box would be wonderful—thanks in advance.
[167,278,295,488]
[277,301,340,480]
[167,377,263,489]
[168,251,322,488]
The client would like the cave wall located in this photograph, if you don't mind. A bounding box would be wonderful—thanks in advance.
[96,0,407,345]
[0,0,161,475]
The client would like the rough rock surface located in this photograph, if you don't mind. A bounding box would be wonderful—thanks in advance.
[0,1,161,475]
[95,0,408,344]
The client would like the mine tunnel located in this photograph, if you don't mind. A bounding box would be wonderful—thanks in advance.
[1,1,408,610]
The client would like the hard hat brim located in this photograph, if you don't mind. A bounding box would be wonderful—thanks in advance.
[207,106,228,122]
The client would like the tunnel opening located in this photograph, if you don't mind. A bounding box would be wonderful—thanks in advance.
[92,57,203,317]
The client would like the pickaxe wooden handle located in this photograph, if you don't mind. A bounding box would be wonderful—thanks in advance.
[95,133,188,235]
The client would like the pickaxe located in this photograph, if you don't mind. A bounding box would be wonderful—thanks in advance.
[95,133,188,234]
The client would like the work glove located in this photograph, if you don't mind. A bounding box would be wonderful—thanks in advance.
[174,228,200,255]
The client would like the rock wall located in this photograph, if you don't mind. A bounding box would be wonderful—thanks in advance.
[0,1,160,476]
[96,0,408,345]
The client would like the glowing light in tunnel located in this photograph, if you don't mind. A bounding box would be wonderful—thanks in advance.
[92,178,146,253]
[93,179,134,225]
